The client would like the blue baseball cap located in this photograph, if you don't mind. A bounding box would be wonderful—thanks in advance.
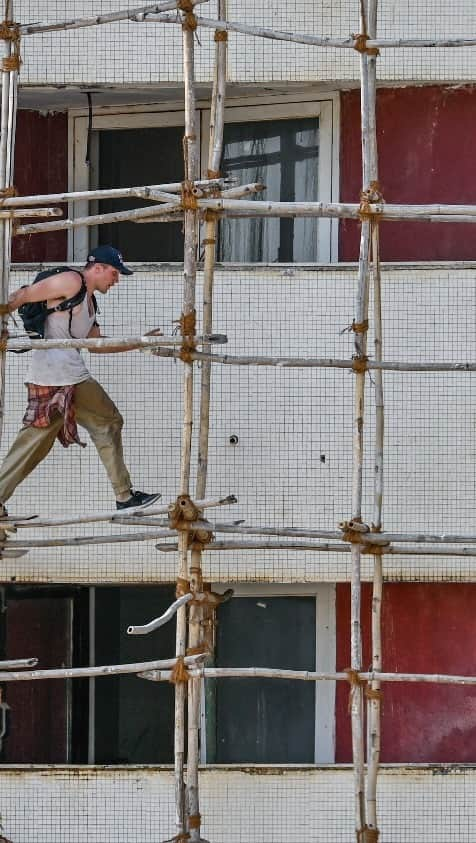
[87,245,133,275]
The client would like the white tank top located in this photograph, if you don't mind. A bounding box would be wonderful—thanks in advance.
[28,292,96,386]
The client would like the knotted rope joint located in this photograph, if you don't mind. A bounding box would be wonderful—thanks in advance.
[352,33,380,56]
[169,655,191,684]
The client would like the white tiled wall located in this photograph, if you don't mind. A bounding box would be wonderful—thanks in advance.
[15,0,476,86]
[1,263,475,584]
[0,765,474,842]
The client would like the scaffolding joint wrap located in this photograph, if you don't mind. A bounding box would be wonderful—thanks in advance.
[178,0,198,32]
[352,32,380,56]
[169,655,191,684]
[352,355,369,373]
[359,181,385,219]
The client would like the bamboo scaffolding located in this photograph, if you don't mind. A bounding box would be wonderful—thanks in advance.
[188,5,228,840]
[350,30,369,843]
[16,200,182,236]
[141,346,476,372]
[170,11,201,840]
[0,179,232,208]
[18,200,476,237]
[2,662,476,687]
[0,2,19,560]
[5,334,226,353]
[364,0,382,836]
[114,517,476,546]
[141,668,476,687]
[0,654,206,682]
[8,494,236,530]
[154,540,476,556]
[145,11,476,51]
[20,0,209,36]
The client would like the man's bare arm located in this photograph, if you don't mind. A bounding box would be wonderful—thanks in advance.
[87,324,163,354]
[8,270,83,312]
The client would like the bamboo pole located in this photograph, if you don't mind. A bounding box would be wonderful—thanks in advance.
[6,530,476,555]
[363,0,382,836]
[10,494,236,529]
[189,11,228,837]
[143,345,476,372]
[0,654,206,682]
[20,0,210,36]
[113,517,476,547]
[348,1,376,835]
[171,9,201,840]
[141,668,476,687]
[145,11,476,50]
[0,178,231,208]
[3,662,476,687]
[16,200,182,236]
[0,6,19,563]
[5,334,226,353]
[18,201,476,237]
[155,540,476,555]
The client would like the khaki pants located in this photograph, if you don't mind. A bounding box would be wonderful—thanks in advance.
[0,378,132,503]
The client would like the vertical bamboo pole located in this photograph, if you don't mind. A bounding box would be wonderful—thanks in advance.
[188,6,227,839]
[365,1,382,839]
[174,6,199,840]
[0,3,18,451]
[350,0,373,838]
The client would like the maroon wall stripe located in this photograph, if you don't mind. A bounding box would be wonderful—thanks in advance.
[336,582,476,762]
[340,85,476,261]
[13,110,68,263]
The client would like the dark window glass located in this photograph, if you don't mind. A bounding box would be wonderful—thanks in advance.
[98,127,184,261]
[95,585,175,764]
[213,596,316,763]
[218,117,320,262]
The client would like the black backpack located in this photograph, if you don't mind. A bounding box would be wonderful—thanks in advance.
[18,266,96,340]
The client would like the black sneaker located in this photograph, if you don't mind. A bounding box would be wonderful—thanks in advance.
[116,491,161,510]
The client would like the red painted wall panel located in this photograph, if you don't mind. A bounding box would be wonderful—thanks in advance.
[336,583,476,762]
[13,110,68,263]
[340,86,476,261]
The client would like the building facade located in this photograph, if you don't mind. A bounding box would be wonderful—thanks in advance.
[0,1,475,840]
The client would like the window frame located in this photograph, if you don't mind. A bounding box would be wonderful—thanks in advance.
[68,93,340,263]
[202,582,336,765]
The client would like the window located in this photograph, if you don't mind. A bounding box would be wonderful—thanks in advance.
[69,96,339,263]
[0,584,335,765]
[205,584,336,764]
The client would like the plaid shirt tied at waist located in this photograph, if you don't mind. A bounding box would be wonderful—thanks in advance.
[23,384,86,448]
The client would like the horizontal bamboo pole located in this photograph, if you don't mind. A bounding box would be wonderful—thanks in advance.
[220,182,265,199]
[148,13,476,51]
[0,658,38,669]
[6,334,227,353]
[134,345,476,373]
[17,199,476,236]
[20,0,209,36]
[1,208,63,219]
[0,654,206,682]
[15,201,181,236]
[141,667,476,687]
[2,179,232,208]
[10,494,237,530]
[198,198,476,222]
[5,529,178,548]
[154,540,476,556]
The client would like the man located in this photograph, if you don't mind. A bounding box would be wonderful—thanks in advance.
[0,245,160,514]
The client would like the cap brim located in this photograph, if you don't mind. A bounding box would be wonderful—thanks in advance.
[120,265,134,275]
